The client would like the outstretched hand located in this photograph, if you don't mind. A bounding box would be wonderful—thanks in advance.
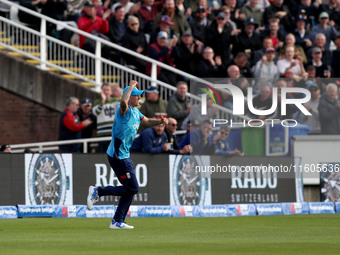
[161,116,169,125]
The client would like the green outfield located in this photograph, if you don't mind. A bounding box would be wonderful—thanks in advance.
[0,215,339,255]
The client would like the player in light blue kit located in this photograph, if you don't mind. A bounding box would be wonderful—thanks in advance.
[87,81,168,229]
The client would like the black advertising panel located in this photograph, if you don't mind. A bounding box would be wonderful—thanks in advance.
[210,156,298,204]
[72,154,170,205]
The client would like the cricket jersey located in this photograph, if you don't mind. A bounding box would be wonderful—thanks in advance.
[107,104,144,159]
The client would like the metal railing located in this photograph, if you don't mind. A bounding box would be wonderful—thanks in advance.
[0,0,251,121]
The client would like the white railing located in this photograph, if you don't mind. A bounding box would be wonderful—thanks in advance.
[0,0,251,121]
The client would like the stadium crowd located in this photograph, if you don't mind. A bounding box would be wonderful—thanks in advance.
[2,0,340,153]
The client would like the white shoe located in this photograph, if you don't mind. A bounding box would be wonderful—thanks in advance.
[87,186,99,210]
[109,220,134,229]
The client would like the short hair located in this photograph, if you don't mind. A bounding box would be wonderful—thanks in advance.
[66,96,78,106]
[306,65,316,72]
[127,15,138,25]
[315,33,326,41]
[220,125,230,132]
[326,83,337,92]
[235,52,247,60]
[177,81,188,87]
[115,5,124,12]
[101,83,110,89]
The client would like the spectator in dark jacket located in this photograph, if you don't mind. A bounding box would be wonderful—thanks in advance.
[106,5,127,44]
[318,83,340,134]
[130,124,168,154]
[58,97,93,152]
[196,47,226,78]
[121,15,148,72]
[188,5,212,43]
[167,81,191,129]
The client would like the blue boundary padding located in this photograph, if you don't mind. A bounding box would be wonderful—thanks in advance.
[1,202,339,219]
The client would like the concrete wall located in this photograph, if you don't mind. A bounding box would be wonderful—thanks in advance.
[0,51,99,144]
[0,51,99,112]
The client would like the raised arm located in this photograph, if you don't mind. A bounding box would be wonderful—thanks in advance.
[141,116,169,127]
[120,80,138,115]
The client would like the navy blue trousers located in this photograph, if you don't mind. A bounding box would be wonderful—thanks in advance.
[97,155,139,222]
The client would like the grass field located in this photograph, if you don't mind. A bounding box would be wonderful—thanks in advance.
[1,215,339,255]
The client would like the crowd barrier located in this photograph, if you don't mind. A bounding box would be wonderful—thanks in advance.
[0,202,339,219]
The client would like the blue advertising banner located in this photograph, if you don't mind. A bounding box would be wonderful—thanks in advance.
[17,205,56,218]
[308,202,335,214]
[200,205,228,217]
[139,206,172,217]
[228,204,257,216]
[256,203,282,215]
[54,205,87,218]
[335,202,340,213]
[0,206,18,219]
[282,202,309,215]
[85,205,115,218]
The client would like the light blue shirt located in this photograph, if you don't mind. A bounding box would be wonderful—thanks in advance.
[107,105,144,159]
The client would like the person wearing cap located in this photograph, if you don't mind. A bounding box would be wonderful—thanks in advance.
[150,15,176,43]
[92,84,120,152]
[139,86,168,124]
[299,83,321,133]
[240,0,264,27]
[77,1,110,49]
[58,97,93,152]
[318,83,340,134]
[121,16,148,72]
[310,11,338,51]
[87,80,169,229]
[253,46,279,84]
[176,30,203,75]
[307,33,332,67]
[293,14,313,53]
[146,30,179,86]
[189,5,213,43]
[154,0,191,36]
[233,18,262,63]
[306,47,330,78]
[0,144,11,153]
[321,0,340,31]
[205,11,235,66]
[77,98,97,150]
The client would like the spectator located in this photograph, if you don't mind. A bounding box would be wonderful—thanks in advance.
[146,31,179,85]
[154,0,191,36]
[139,86,168,119]
[150,15,176,44]
[92,0,110,18]
[306,47,330,78]
[247,84,273,119]
[66,0,88,21]
[253,37,278,65]
[181,97,218,130]
[176,30,203,75]
[293,14,313,53]
[205,12,235,66]
[189,5,213,43]
[0,144,12,153]
[240,0,264,27]
[121,16,148,72]
[310,12,338,51]
[164,118,191,154]
[262,19,284,51]
[307,33,332,66]
[178,120,200,148]
[220,5,239,31]
[225,0,242,28]
[231,52,252,78]
[299,83,321,133]
[111,85,123,100]
[295,0,318,27]
[280,33,307,64]
[253,47,279,88]
[138,0,163,33]
[320,0,340,32]
[58,97,93,152]
[167,81,191,129]
[106,5,127,44]
[190,119,213,154]
[92,84,120,152]
[77,98,97,151]
[264,0,294,33]
[277,45,306,78]
[332,35,340,77]
[318,83,340,134]
[41,0,67,35]
[196,47,226,77]
[130,124,168,154]
[176,0,191,19]
[208,126,244,155]
[19,0,42,29]
[77,1,110,56]
[226,65,249,94]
